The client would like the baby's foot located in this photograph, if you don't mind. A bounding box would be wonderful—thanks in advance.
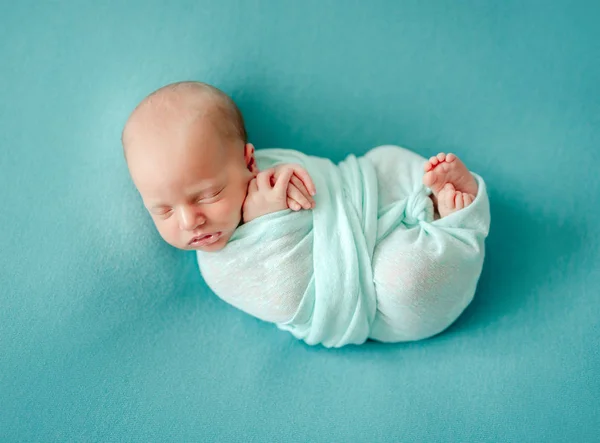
[436,183,475,218]
[423,153,478,217]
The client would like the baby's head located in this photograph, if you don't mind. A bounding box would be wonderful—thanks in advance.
[123,81,258,252]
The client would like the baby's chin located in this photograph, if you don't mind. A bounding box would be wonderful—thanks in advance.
[192,240,227,252]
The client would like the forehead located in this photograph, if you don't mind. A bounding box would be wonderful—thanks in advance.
[127,117,233,197]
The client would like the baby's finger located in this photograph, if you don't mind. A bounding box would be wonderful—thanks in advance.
[274,167,295,193]
[290,175,315,208]
[287,197,301,211]
[248,178,258,194]
[287,183,312,209]
[290,165,316,196]
[257,168,275,190]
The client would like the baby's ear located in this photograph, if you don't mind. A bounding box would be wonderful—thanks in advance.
[244,143,258,175]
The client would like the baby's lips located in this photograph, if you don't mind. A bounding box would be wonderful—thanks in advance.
[189,233,209,245]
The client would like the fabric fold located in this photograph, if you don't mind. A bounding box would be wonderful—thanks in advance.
[197,147,490,348]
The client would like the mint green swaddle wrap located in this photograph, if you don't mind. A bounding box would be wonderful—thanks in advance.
[197,146,490,348]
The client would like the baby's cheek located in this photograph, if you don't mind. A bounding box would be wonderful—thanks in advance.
[153,219,178,244]
[212,198,241,223]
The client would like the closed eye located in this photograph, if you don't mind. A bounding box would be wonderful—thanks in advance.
[197,188,224,203]
[150,207,173,218]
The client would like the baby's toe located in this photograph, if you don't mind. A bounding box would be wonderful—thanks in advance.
[442,184,456,207]
[463,193,474,207]
[436,153,446,162]
[455,191,464,209]
[423,171,436,188]
[429,156,439,166]
[446,153,457,163]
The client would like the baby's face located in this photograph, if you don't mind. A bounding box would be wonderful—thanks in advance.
[127,118,256,252]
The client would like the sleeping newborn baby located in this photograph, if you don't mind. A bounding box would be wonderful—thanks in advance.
[123,81,490,348]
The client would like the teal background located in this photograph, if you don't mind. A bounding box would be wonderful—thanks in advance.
[1,0,599,441]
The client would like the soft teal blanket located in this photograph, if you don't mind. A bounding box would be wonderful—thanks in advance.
[198,147,490,347]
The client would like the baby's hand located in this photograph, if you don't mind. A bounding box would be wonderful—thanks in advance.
[242,167,297,223]
[272,163,317,211]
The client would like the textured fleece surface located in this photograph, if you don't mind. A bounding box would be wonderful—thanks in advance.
[1,1,598,441]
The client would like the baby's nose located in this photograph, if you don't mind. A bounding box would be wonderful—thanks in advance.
[177,206,206,231]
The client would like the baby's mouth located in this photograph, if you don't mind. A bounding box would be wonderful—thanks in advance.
[189,232,222,247]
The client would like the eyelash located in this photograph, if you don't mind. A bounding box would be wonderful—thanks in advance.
[151,189,223,217]
[197,189,223,203]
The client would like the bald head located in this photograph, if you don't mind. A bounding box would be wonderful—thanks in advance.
[122,81,247,160]
[121,82,257,252]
